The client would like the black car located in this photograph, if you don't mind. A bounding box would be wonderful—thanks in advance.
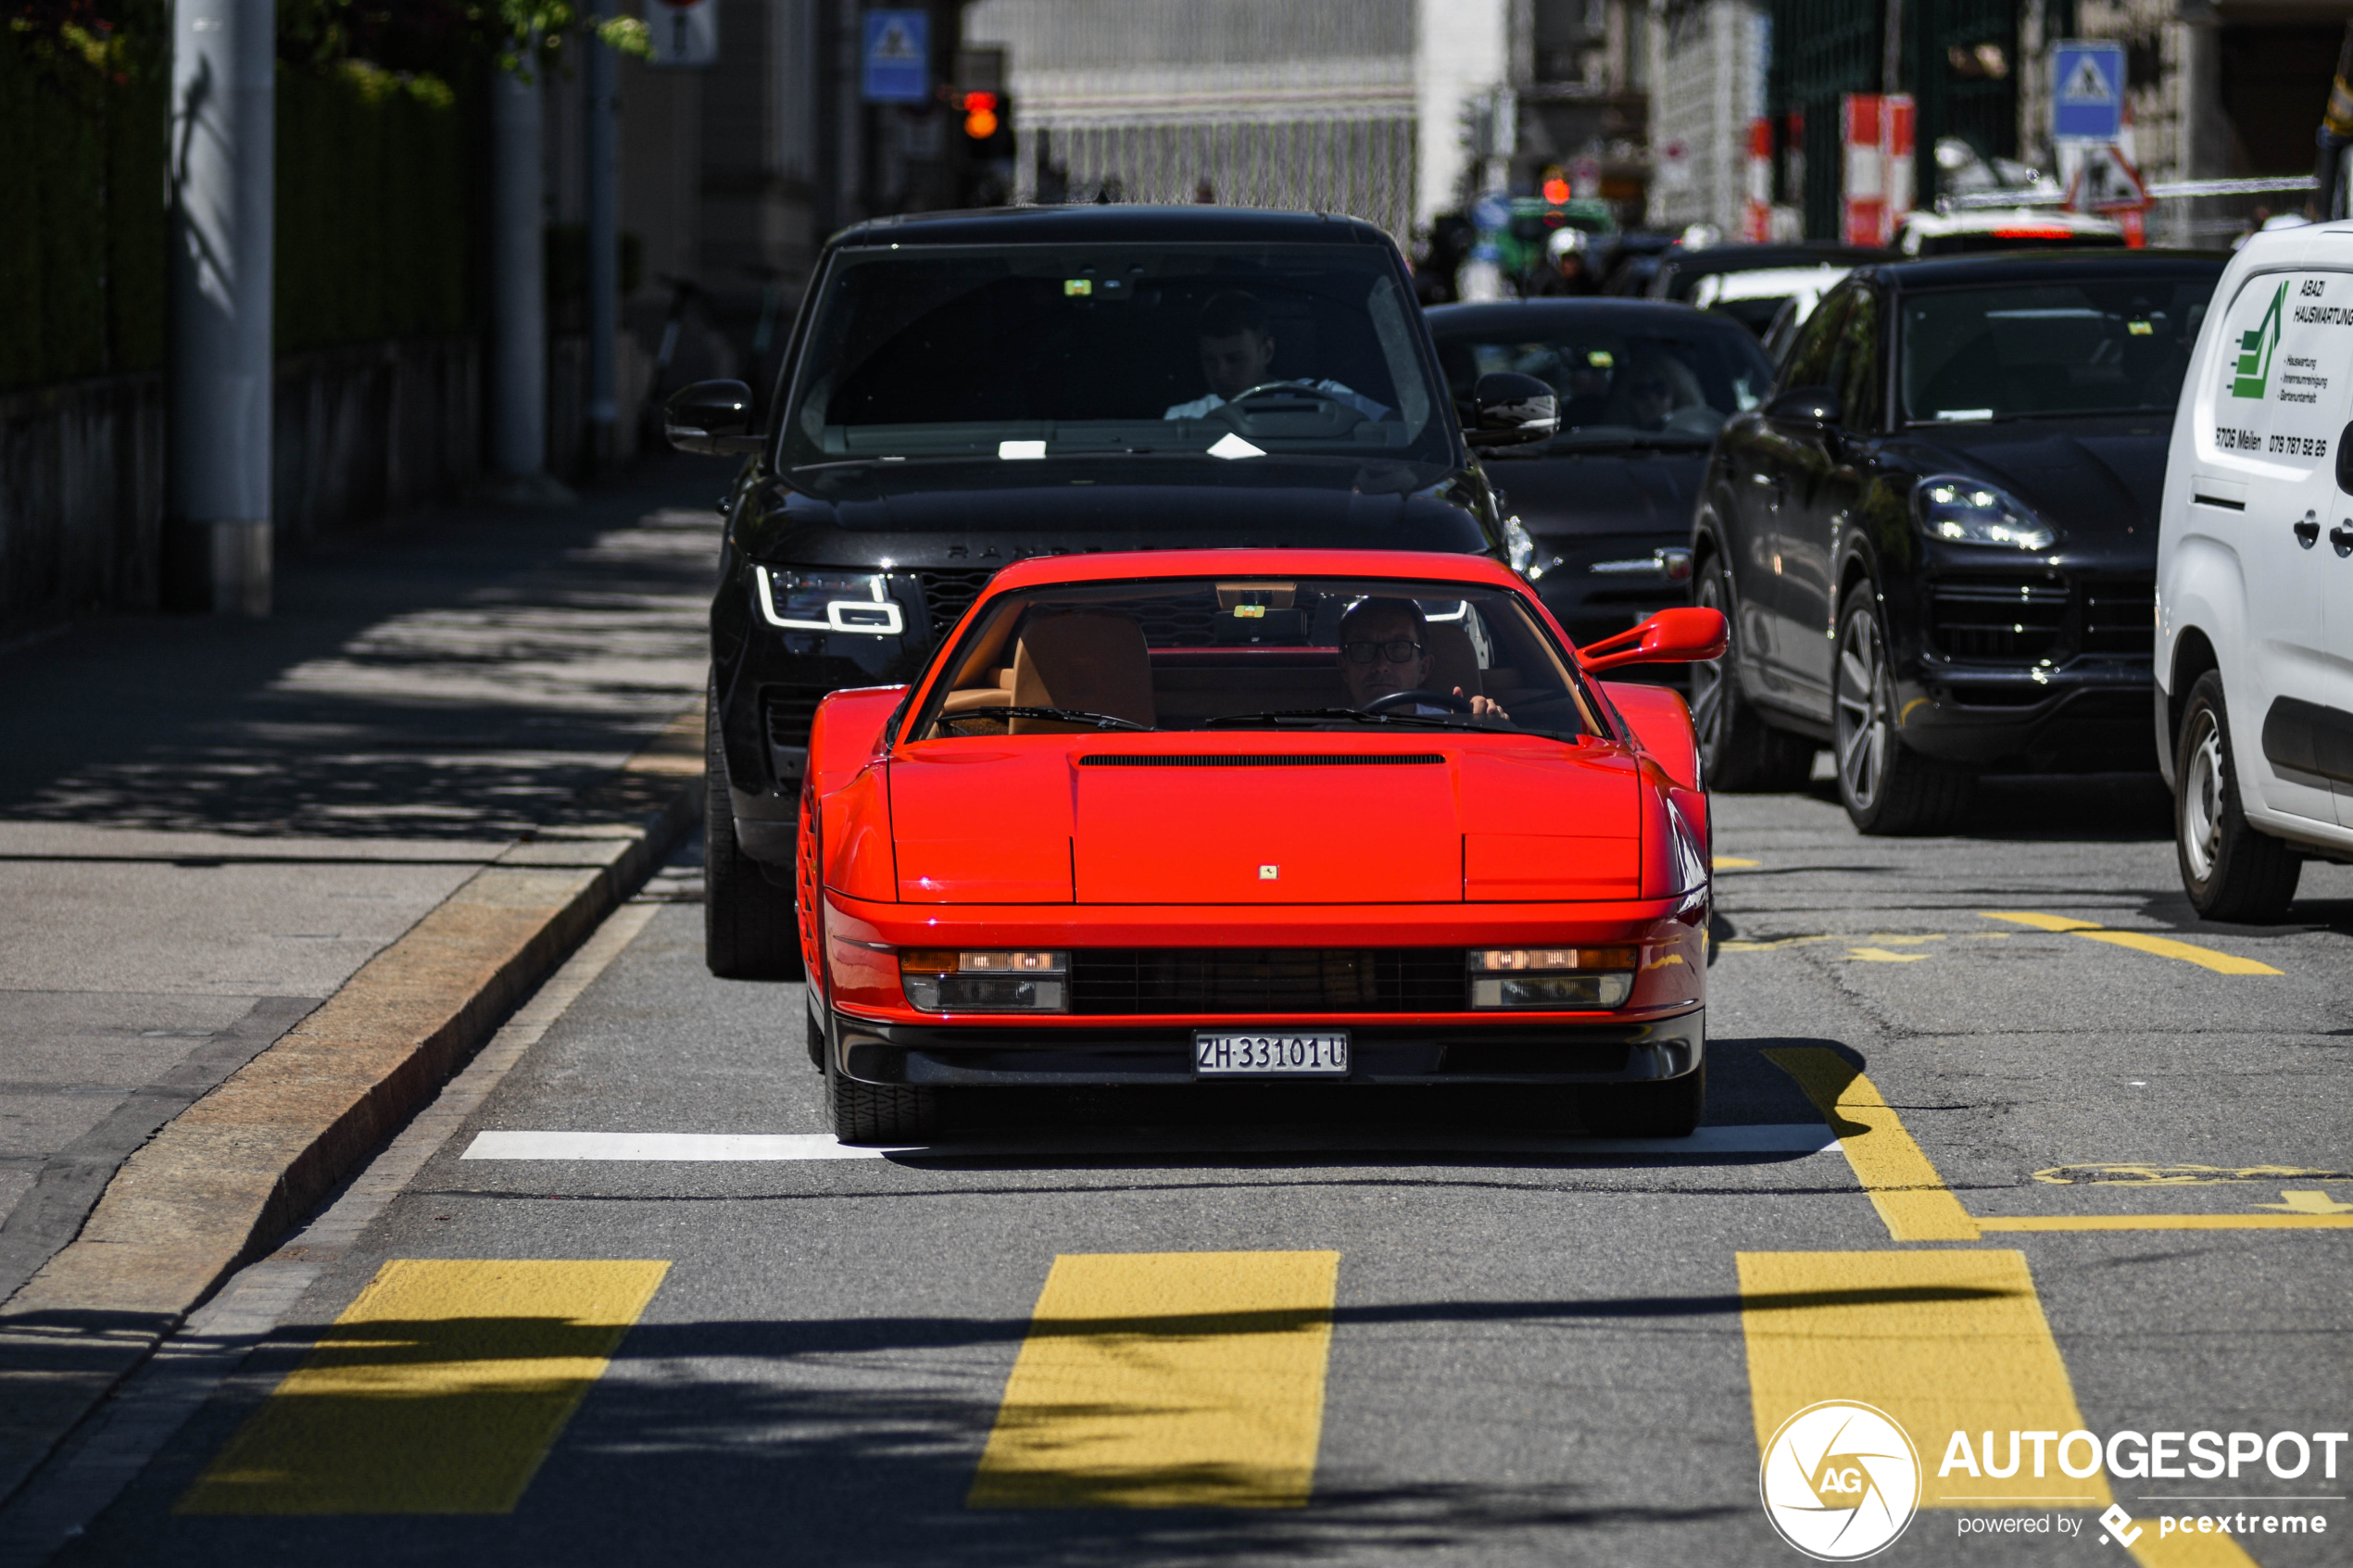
[667,206,1554,976]
[1426,300,1777,654]
[1690,250,2227,832]
[1646,242,1894,306]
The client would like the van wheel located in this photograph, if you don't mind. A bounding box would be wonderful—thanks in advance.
[705,678,805,980]
[1832,583,1973,834]
[1692,558,1815,791]
[2175,671,2300,921]
[1583,1065,1705,1138]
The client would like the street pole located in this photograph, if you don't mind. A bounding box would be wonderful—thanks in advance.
[167,0,274,616]
[487,49,573,503]
[585,0,619,471]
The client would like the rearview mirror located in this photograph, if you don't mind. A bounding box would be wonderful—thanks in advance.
[1466,371,1560,447]
[1766,385,1842,427]
[1578,607,1730,673]
[664,380,763,456]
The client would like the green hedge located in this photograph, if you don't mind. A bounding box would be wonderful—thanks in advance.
[0,32,472,393]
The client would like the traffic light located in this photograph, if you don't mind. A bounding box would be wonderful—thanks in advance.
[963,91,999,140]
[1541,171,1571,206]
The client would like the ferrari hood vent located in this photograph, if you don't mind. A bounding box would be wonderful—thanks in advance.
[1078,753,1445,768]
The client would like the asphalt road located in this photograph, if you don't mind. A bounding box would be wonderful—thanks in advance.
[20,772,2353,1567]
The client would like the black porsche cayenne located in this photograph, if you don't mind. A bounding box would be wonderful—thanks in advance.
[1690,250,2226,833]
[665,206,1558,976]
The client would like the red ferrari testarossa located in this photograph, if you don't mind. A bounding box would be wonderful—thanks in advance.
[791,548,1727,1142]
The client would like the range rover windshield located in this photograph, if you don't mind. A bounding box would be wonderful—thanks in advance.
[782,245,1449,468]
[909,576,1600,742]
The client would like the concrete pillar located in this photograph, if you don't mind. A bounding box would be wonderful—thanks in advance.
[585,0,620,469]
[486,56,573,502]
[167,0,274,616]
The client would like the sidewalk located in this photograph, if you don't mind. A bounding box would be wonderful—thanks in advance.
[0,463,724,1499]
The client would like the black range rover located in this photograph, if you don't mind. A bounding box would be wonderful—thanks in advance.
[669,207,1553,975]
[1690,250,2225,833]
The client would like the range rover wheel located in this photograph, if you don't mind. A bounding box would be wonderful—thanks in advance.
[1582,1064,1705,1138]
[1692,558,1815,792]
[705,675,805,980]
[827,1071,942,1144]
[1832,584,1973,835]
[2174,671,2301,922]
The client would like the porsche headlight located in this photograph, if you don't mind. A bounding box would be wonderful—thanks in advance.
[755,566,905,634]
[1913,478,2056,551]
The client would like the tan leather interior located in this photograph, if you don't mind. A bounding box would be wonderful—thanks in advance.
[1424,621,1483,699]
[1010,609,1156,733]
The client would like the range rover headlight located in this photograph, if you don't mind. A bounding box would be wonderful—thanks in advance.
[900,949,1068,1011]
[755,566,905,634]
[1467,947,1637,1009]
[1913,478,2056,551]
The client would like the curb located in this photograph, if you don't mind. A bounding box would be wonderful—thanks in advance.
[0,698,706,1509]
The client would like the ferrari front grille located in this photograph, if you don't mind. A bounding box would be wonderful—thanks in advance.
[1068,948,1466,1014]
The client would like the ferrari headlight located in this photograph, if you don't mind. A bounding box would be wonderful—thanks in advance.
[900,949,1067,1011]
[1467,947,1636,1009]
[1913,478,2056,551]
[755,566,905,634]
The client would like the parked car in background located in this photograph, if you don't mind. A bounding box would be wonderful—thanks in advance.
[1646,242,1891,307]
[2156,222,2353,919]
[671,206,1559,980]
[1897,207,2125,257]
[796,549,1726,1142]
[1427,299,1777,653]
[1692,250,2227,831]
[1691,262,1857,341]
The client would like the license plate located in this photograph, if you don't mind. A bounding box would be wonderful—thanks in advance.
[1193,1031,1350,1076]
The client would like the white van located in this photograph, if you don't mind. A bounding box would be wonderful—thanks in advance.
[2157,222,2353,919]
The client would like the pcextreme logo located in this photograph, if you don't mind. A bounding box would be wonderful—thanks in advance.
[2230,280,2286,398]
[1760,1401,1922,1561]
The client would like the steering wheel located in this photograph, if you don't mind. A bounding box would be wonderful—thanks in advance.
[1364,688,1473,715]
[1214,383,1364,429]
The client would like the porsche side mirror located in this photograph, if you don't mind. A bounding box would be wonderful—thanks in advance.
[1579,607,1730,673]
[664,379,763,456]
[1466,371,1560,447]
[1766,385,1842,427]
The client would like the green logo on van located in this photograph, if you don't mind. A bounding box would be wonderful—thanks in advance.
[2229,282,2286,398]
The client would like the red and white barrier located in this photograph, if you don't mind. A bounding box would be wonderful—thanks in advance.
[1744,119,1773,242]
[1841,93,1914,246]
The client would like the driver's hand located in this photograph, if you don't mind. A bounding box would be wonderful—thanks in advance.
[1456,688,1510,724]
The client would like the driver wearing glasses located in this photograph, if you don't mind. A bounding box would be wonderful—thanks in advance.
[1164,291,1390,421]
[1337,598,1510,721]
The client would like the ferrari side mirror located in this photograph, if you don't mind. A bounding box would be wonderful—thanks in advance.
[1578,607,1730,673]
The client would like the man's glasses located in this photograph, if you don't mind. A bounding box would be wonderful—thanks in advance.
[1341,639,1426,666]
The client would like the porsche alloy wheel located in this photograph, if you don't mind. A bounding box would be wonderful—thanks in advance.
[2174,671,2300,921]
[1831,585,1971,835]
[1692,558,1813,792]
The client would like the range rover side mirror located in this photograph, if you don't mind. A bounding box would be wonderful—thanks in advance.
[664,380,763,456]
[2336,420,2353,492]
[1466,371,1561,447]
[1766,385,1842,427]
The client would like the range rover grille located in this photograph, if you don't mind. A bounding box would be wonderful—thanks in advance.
[914,569,998,640]
[1068,948,1467,1014]
[761,686,828,749]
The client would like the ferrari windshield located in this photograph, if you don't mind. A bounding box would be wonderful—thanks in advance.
[1427,316,1773,451]
[780,244,1447,468]
[910,576,1600,741]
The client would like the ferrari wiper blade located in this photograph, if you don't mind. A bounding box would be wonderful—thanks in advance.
[1202,708,1476,730]
[940,706,1150,732]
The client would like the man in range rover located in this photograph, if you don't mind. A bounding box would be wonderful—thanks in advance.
[663,207,1558,979]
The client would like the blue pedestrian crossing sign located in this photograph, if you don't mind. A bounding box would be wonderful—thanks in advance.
[862,9,929,104]
[2051,41,2124,142]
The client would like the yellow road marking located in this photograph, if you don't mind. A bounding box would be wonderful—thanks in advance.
[1738,1250,2107,1510]
[1713,855,1760,869]
[2255,1189,2353,1214]
[1847,947,1931,962]
[178,1259,669,1515]
[1718,935,1837,952]
[1764,1047,1980,1241]
[968,1250,1339,1509]
[1979,1213,2353,1232]
[1979,912,2282,975]
[2033,1163,2350,1186]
